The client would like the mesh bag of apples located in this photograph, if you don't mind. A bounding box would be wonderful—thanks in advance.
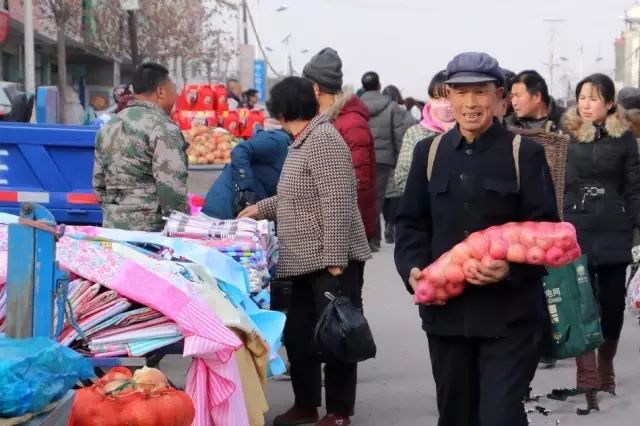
[69,367,195,426]
[415,221,581,305]
[184,125,238,166]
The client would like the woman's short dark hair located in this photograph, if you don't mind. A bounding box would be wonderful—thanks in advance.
[576,73,617,115]
[268,77,318,122]
[382,85,403,105]
[428,70,448,99]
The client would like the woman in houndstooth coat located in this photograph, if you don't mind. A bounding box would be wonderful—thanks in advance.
[240,77,371,426]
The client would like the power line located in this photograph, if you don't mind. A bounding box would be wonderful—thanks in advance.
[245,2,283,78]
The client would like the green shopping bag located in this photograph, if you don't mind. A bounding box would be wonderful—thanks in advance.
[543,255,604,360]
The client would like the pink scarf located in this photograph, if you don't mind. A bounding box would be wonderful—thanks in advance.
[420,100,456,133]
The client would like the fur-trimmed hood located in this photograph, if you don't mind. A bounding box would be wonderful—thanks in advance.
[326,89,354,119]
[325,89,369,122]
[562,107,628,143]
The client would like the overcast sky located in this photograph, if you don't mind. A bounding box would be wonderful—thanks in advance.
[246,0,636,99]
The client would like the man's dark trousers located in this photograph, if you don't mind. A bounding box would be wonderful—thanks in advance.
[427,332,542,426]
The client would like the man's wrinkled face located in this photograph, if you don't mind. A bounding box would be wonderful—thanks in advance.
[448,82,501,135]
[510,82,540,119]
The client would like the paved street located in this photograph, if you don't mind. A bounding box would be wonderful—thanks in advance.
[163,242,640,425]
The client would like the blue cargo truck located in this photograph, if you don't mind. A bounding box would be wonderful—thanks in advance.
[0,122,102,225]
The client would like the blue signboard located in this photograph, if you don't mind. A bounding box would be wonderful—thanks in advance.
[253,59,267,103]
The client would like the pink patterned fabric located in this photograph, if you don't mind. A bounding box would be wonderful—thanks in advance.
[187,356,248,426]
[56,237,248,426]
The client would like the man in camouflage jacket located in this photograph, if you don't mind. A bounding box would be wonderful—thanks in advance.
[93,63,188,232]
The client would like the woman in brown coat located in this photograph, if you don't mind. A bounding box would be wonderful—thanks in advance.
[239,77,371,426]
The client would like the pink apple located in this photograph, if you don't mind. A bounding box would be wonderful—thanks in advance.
[434,288,448,302]
[484,226,504,241]
[451,243,473,265]
[554,222,578,249]
[537,222,556,234]
[445,281,465,297]
[415,282,436,304]
[526,246,546,265]
[519,223,538,248]
[489,239,509,260]
[566,246,582,262]
[506,244,527,263]
[425,268,447,288]
[444,263,466,284]
[467,232,490,260]
[545,246,565,267]
[502,224,521,244]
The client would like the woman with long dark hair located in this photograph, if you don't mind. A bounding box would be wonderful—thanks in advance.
[562,73,640,411]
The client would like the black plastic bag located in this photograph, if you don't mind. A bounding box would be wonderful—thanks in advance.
[313,292,377,363]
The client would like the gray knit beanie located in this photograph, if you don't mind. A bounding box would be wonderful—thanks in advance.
[302,47,343,94]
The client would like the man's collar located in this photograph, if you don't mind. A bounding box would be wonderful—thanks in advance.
[452,118,504,151]
[126,99,167,116]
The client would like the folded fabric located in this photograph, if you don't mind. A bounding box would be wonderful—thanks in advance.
[90,336,183,357]
[63,227,250,297]
[90,323,180,346]
[69,283,101,316]
[84,307,163,337]
[129,335,184,356]
[91,317,173,340]
[59,298,132,346]
[76,291,118,317]
[67,279,89,304]
[79,296,124,320]
[93,349,129,358]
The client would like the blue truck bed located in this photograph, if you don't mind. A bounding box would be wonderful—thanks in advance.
[0,122,102,225]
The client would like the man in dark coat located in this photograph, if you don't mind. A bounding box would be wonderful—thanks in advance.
[394,52,558,426]
[202,127,290,219]
[507,70,565,133]
[360,71,415,251]
[303,48,377,242]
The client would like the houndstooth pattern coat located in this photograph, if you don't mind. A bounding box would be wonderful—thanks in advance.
[257,114,372,279]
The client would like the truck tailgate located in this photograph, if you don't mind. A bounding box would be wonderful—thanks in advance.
[0,122,102,224]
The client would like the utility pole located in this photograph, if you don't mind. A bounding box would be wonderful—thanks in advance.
[128,10,139,68]
[242,0,248,44]
[543,18,565,97]
[23,0,36,95]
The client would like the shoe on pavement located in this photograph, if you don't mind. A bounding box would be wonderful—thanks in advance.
[538,357,556,368]
[316,414,351,426]
[369,241,380,253]
[273,406,319,426]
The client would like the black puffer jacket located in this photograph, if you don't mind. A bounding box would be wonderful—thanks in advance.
[562,107,640,265]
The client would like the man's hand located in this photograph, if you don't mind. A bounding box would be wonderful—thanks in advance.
[328,266,343,277]
[408,268,423,292]
[409,267,445,306]
[467,260,509,286]
[237,204,259,219]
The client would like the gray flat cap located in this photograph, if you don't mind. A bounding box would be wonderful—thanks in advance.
[445,52,505,86]
[618,87,640,110]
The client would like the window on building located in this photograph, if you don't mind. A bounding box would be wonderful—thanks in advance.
[1,0,8,11]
